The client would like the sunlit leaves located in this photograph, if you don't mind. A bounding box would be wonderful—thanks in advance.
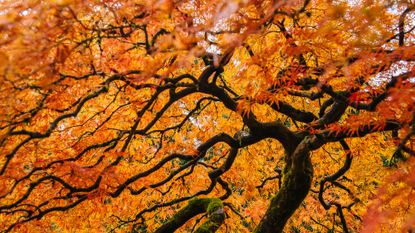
[1,0,415,232]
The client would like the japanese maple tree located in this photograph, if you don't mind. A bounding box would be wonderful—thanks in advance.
[1,0,415,232]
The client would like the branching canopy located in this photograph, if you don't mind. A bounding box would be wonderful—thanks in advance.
[1,0,415,232]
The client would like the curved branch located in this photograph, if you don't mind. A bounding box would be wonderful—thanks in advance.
[154,198,224,233]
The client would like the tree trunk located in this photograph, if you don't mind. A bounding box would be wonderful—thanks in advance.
[255,139,314,233]
[154,198,224,233]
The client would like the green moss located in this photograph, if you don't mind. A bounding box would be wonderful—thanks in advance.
[154,198,225,233]
[194,198,225,233]
[154,198,214,233]
[194,223,212,233]
[188,198,214,209]
[254,155,313,233]
[206,198,223,215]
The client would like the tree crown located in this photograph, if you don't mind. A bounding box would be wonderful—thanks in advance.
[1,0,415,232]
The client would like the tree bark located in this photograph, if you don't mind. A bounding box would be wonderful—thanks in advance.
[194,199,225,233]
[154,198,224,233]
[255,138,313,233]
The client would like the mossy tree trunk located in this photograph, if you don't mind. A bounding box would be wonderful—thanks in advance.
[255,138,314,233]
[154,198,225,233]
[154,138,314,233]
[194,199,225,233]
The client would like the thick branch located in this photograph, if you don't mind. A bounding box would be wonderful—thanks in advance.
[255,137,313,233]
[154,198,224,233]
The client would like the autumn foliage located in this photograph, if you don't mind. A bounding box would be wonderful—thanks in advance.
[1,0,415,232]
